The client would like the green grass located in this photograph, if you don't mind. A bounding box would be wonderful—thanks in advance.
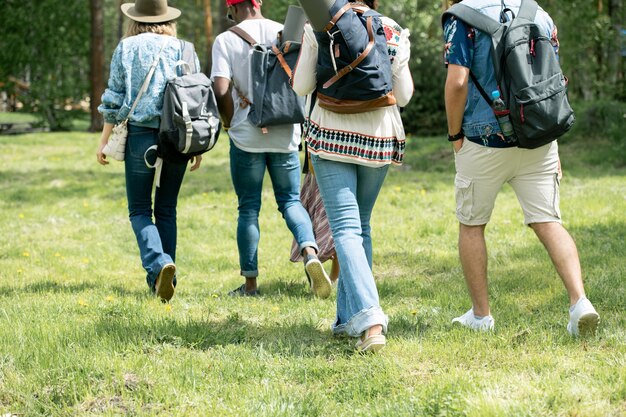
[0,129,624,416]
[0,111,38,124]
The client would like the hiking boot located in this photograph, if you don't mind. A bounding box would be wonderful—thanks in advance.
[452,308,494,332]
[155,263,176,302]
[304,254,332,299]
[567,297,599,337]
[228,284,260,297]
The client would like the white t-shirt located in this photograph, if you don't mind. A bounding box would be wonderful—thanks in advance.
[211,19,301,153]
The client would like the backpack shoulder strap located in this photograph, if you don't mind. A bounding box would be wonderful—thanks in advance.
[322,14,377,89]
[323,2,371,32]
[179,40,198,73]
[517,0,539,23]
[443,4,501,35]
[228,26,258,46]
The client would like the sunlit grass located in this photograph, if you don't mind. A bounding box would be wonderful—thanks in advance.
[0,130,624,416]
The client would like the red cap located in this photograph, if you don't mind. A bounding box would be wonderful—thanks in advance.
[226,0,261,8]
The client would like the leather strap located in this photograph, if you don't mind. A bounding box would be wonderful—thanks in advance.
[323,3,369,32]
[227,26,257,108]
[272,44,293,79]
[228,26,258,45]
[316,91,396,114]
[237,92,251,108]
[323,3,352,32]
[322,15,375,89]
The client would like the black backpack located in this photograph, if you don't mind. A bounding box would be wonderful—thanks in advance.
[443,0,575,148]
[313,0,396,114]
[159,40,221,164]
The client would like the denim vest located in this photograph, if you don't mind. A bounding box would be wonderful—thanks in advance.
[451,0,556,143]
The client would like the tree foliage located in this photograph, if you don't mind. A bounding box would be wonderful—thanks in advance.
[0,0,623,134]
[0,0,90,130]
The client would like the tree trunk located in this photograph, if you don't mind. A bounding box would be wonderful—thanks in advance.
[219,0,229,33]
[607,0,622,90]
[203,0,215,72]
[89,0,105,132]
[118,0,124,41]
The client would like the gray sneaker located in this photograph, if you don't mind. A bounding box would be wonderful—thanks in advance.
[567,297,599,337]
[452,308,494,332]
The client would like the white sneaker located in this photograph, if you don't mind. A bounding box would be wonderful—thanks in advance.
[452,308,494,332]
[304,255,332,299]
[567,297,599,337]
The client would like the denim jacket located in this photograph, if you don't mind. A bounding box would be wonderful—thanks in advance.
[98,33,201,128]
[443,0,558,144]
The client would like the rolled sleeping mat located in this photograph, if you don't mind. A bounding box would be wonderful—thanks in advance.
[282,5,307,43]
[297,0,334,32]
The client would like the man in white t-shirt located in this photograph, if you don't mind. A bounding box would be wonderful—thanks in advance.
[211,0,331,298]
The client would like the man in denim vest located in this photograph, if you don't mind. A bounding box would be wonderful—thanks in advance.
[443,0,599,336]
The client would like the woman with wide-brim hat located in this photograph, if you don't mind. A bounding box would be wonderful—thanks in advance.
[96,0,202,302]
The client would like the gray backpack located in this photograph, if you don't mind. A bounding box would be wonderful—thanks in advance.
[228,27,305,132]
[443,0,575,148]
[159,41,221,164]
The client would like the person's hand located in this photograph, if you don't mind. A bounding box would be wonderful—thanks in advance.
[452,137,464,153]
[96,143,109,165]
[190,154,202,171]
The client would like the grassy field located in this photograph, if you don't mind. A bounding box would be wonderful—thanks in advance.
[0,128,624,416]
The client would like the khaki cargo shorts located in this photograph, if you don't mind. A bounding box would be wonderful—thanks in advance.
[453,139,561,226]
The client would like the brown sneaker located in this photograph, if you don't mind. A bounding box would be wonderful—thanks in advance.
[155,263,176,302]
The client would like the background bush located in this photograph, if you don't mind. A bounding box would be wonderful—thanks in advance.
[0,0,623,137]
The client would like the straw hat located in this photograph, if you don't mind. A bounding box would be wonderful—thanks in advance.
[121,0,181,23]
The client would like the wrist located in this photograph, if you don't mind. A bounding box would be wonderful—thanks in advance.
[448,129,464,142]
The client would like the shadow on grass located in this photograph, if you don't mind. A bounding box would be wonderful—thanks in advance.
[370,220,625,338]
[0,280,148,299]
[0,160,235,206]
[0,169,126,204]
[0,280,101,296]
[91,312,354,357]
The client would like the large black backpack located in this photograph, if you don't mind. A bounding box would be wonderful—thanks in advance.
[159,40,221,164]
[443,0,575,148]
[313,0,396,114]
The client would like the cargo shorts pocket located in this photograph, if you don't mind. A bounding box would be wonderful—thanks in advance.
[552,172,561,219]
[455,174,474,222]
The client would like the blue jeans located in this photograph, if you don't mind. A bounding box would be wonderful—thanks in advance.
[125,124,187,289]
[229,140,317,277]
[310,154,389,337]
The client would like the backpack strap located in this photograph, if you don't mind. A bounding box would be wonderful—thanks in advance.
[126,38,167,121]
[443,5,504,107]
[271,44,294,79]
[226,27,257,111]
[179,40,198,74]
[517,0,538,23]
[322,12,376,89]
[228,26,258,46]
[443,4,501,35]
[322,2,369,32]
